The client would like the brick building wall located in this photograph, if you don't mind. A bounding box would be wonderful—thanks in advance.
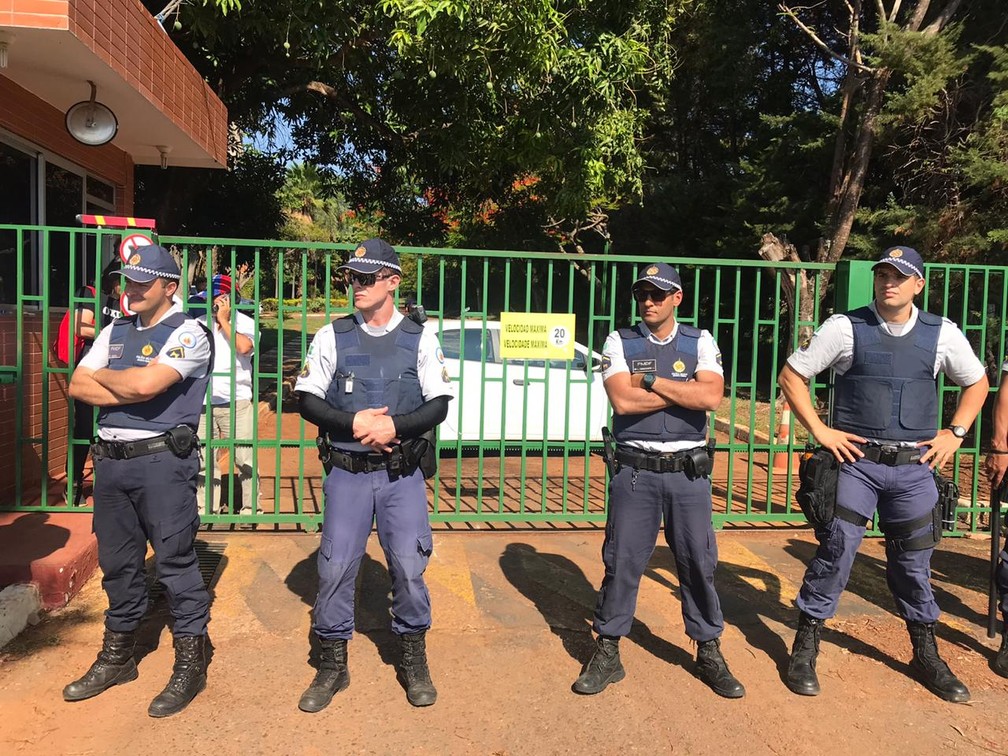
[0,75,133,213]
[0,312,71,503]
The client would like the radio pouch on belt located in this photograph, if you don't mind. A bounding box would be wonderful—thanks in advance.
[795,446,840,528]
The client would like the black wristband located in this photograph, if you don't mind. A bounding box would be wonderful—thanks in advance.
[989,449,1008,455]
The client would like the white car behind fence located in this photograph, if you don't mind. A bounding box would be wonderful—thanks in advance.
[426,319,609,445]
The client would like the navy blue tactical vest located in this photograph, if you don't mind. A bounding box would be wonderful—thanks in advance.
[98,312,211,432]
[324,315,424,417]
[833,306,941,442]
[611,323,708,443]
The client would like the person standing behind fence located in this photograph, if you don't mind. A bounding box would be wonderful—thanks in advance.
[293,238,453,712]
[62,260,122,505]
[194,274,260,515]
[983,361,1008,677]
[574,262,745,699]
[63,244,214,718]
[779,245,988,703]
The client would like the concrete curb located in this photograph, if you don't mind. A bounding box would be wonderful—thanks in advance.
[0,584,41,649]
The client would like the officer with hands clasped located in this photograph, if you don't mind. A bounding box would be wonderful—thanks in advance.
[64,244,215,717]
[780,246,988,703]
[574,262,745,699]
[294,238,453,712]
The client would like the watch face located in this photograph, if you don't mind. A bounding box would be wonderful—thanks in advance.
[951,425,967,438]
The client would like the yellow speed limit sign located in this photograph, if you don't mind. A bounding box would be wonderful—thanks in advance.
[499,312,576,360]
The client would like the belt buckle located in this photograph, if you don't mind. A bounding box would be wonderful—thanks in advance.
[879,445,899,465]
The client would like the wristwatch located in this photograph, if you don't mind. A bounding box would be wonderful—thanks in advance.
[641,372,657,392]
[948,425,967,439]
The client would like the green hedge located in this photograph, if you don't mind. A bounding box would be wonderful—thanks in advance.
[259,296,350,313]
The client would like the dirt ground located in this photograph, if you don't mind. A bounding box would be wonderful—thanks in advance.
[2,529,1007,756]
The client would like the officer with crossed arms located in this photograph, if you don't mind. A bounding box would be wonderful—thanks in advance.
[574,262,745,699]
[64,244,214,717]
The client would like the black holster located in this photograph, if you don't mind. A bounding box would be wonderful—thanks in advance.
[600,427,619,478]
[316,436,333,474]
[392,431,436,480]
[796,446,840,528]
[935,472,959,532]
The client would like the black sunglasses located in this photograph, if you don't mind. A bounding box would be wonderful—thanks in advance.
[632,285,672,303]
[346,272,396,288]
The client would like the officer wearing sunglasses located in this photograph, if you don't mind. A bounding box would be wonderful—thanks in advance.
[574,262,745,699]
[294,238,454,712]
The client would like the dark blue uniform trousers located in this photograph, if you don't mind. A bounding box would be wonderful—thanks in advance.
[92,451,209,636]
[797,458,940,623]
[314,465,433,640]
[594,466,724,641]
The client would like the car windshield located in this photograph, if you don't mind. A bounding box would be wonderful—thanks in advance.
[441,327,495,363]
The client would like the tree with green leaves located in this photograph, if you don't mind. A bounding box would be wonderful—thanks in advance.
[151,0,685,255]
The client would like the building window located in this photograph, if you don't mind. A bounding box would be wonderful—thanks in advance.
[0,131,118,308]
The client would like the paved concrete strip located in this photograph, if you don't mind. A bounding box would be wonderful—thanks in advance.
[428,537,477,608]
[719,538,799,600]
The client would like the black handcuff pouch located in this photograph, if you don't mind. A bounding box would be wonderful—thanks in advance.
[164,425,198,458]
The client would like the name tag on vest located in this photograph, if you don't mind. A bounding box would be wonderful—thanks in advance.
[109,344,124,360]
[630,358,657,374]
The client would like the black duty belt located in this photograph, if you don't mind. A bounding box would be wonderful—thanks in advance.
[91,434,173,460]
[613,447,690,474]
[328,447,393,474]
[857,443,922,466]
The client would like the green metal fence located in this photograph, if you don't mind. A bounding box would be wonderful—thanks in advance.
[0,223,1003,532]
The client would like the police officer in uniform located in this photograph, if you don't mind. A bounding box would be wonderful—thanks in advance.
[294,238,453,712]
[780,246,988,702]
[573,263,745,699]
[983,360,1008,676]
[64,244,214,718]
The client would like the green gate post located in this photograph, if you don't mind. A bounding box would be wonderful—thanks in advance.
[834,260,876,311]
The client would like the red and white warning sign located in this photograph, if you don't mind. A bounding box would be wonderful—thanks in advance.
[119,233,153,263]
[120,292,135,317]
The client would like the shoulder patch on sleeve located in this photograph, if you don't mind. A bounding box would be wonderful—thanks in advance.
[167,347,185,359]
[179,332,197,349]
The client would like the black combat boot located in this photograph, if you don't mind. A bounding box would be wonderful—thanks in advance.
[63,628,138,701]
[398,631,437,707]
[907,621,970,703]
[786,612,823,696]
[147,635,208,718]
[695,638,745,698]
[993,622,1008,679]
[572,635,625,695]
[298,637,350,713]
